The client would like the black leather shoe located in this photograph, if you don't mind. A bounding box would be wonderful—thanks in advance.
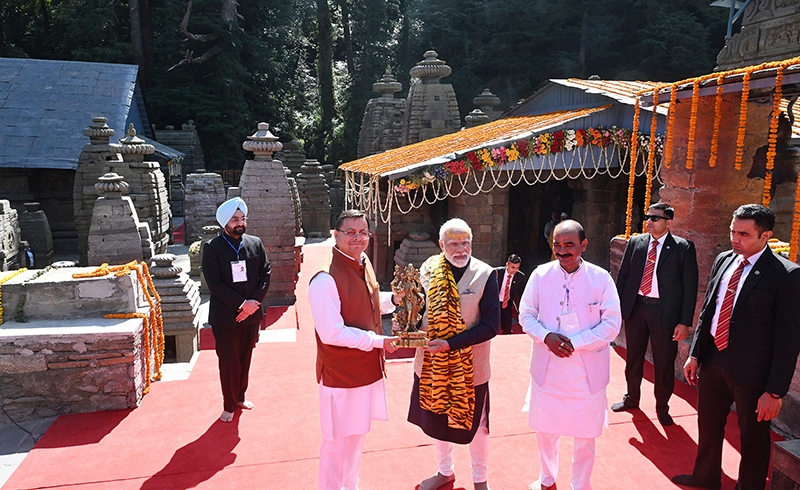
[611,397,638,412]
[657,411,674,426]
[671,474,720,490]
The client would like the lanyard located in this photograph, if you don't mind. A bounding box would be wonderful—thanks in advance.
[222,234,243,260]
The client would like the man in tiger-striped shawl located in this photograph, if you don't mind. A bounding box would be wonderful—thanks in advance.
[408,218,501,490]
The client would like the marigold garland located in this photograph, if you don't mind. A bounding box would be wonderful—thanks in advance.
[686,79,700,170]
[790,174,800,262]
[763,66,784,206]
[643,90,660,228]
[735,71,751,170]
[77,260,164,394]
[663,83,678,169]
[709,75,725,168]
[0,268,28,325]
[624,99,642,238]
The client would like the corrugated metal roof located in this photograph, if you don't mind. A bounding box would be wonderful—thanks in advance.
[340,105,611,178]
[554,79,669,115]
[0,58,139,170]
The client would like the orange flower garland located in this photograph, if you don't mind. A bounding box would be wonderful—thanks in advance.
[643,90,660,228]
[77,260,164,393]
[105,312,153,393]
[734,71,751,170]
[625,99,642,238]
[790,174,800,262]
[663,83,678,169]
[708,75,725,167]
[762,65,784,206]
[686,79,700,170]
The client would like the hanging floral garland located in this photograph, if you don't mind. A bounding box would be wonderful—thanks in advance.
[685,79,701,170]
[393,125,661,194]
[763,65,784,207]
[625,100,642,238]
[74,260,164,394]
[734,71,751,170]
[791,174,800,262]
[709,75,725,167]
[663,83,678,169]
[643,91,660,228]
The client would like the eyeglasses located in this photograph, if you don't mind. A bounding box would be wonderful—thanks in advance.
[338,230,372,239]
[644,215,670,222]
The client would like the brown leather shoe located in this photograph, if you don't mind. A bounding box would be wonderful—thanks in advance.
[527,480,557,490]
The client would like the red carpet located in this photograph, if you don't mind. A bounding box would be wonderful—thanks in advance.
[1,244,780,490]
[172,222,185,244]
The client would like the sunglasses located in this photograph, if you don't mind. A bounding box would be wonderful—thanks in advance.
[644,215,670,222]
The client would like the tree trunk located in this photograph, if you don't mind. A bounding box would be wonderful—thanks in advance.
[316,0,335,161]
[339,0,354,74]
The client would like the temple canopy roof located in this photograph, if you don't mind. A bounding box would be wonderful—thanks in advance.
[340,105,611,179]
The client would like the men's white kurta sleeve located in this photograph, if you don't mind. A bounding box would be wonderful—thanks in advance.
[570,273,622,351]
[379,291,396,315]
[519,272,551,343]
[309,273,387,350]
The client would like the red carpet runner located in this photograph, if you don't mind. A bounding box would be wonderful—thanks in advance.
[1,243,777,490]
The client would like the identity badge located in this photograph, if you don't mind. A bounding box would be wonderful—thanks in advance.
[231,260,247,283]
[557,311,581,337]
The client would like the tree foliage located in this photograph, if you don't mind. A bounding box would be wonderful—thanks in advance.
[0,0,729,168]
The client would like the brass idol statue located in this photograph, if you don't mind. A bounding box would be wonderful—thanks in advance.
[391,264,428,348]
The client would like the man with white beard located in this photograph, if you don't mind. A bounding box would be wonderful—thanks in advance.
[408,218,501,490]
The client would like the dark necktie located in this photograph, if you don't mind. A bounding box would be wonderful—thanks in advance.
[714,258,749,351]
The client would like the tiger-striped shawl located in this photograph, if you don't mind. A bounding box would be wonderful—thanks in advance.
[419,253,475,431]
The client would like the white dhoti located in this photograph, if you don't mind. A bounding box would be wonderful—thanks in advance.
[527,355,608,490]
[319,378,388,490]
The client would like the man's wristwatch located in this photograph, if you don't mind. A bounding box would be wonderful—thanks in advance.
[768,392,782,400]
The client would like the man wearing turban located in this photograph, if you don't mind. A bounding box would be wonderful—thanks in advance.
[203,197,271,422]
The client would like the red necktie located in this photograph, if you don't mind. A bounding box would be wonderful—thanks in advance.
[714,258,749,351]
[640,240,659,296]
[502,274,511,309]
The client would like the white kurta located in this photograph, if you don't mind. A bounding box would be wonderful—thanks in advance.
[519,259,621,438]
[309,266,396,441]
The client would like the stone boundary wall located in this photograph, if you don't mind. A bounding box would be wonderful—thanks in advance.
[0,318,146,424]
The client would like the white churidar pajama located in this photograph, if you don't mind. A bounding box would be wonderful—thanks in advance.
[434,396,490,483]
[309,269,396,490]
[519,259,621,490]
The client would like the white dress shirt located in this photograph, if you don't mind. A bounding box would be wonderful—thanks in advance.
[637,233,666,298]
[708,246,767,337]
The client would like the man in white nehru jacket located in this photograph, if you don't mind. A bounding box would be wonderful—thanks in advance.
[203,197,271,422]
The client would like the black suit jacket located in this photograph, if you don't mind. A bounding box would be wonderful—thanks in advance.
[616,232,698,329]
[203,233,271,328]
[690,248,800,396]
[494,267,526,311]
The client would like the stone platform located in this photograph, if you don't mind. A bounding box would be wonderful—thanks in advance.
[0,315,147,424]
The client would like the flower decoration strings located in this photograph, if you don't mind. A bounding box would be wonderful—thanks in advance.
[763,65,784,206]
[735,71,751,170]
[686,79,700,170]
[643,90,660,229]
[76,260,164,393]
[663,83,678,169]
[708,75,725,168]
[625,99,642,238]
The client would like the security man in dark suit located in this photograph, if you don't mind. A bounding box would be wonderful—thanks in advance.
[495,254,526,334]
[203,197,271,423]
[612,202,698,426]
[673,204,800,490]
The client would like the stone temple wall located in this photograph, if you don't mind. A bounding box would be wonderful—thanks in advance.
[0,267,150,424]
